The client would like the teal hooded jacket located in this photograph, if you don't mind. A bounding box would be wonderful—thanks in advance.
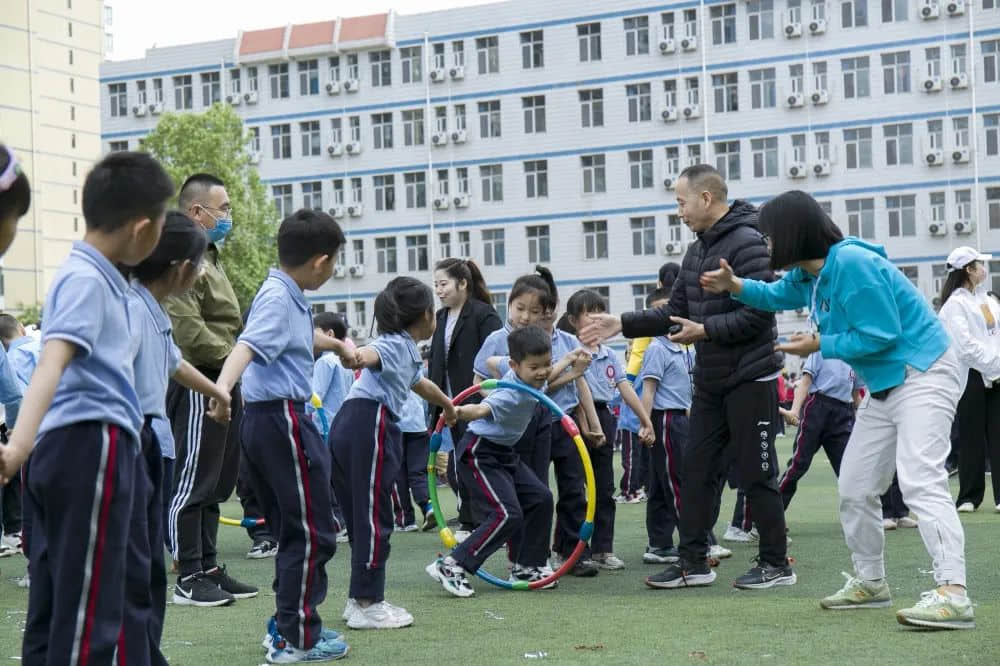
[735,238,950,392]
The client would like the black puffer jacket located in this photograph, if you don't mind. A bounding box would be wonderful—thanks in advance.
[622,200,783,393]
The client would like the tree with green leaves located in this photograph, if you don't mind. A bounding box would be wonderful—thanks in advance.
[142,103,278,310]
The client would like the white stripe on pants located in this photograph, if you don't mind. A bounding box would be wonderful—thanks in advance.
[837,346,967,587]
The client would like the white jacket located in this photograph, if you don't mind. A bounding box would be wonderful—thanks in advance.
[938,287,1000,389]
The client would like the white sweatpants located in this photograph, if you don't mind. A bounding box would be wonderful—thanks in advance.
[837,346,967,587]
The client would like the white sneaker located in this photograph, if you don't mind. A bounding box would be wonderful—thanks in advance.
[342,598,358,621]
[17,573,30,589]
[883,518,898,530]
[453,530,471,543]
[381,601,413,625]
[995,503,1000,513]
[1,533,22,555]
[395,523,419,533]
[708,544,732,559]
[336,529,349,543]
[592,553,626,570]
[346,601,414,630]
[723,526,752,543]
[897,516,918,528]
[957,502,975,513]
[427,558,476,598]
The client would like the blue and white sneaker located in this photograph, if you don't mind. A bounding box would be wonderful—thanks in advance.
[266,633,349,663]
[263,617,344,653]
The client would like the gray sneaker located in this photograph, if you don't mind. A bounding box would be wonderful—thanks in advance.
[820,572,891,610]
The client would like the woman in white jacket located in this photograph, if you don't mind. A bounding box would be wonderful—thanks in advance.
[937,246,1000,513]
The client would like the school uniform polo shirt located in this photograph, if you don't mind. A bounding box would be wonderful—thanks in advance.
[584,344,626,404]
[803,351,863,404]
[638,337,694,411]
[347,331,423,420]
[468,370,541,447]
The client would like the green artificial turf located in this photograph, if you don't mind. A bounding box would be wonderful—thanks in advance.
[1,435,998,664]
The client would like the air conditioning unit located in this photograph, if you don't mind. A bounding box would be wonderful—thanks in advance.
[326,81,341,95]
[327,206,345,219]
[786,92,805,108]
[243,91,258,104]
[333,265,347,279]
[783,21,802,38]
[430,68,446,82]
[132,103,147,117]
[922,76,943,92]
[682,104,700,119]
[345,141,362,155]
[344,79,360,92]
[663,241,686,256]
[663,175,677,190]
[680,36,697,51]
[658,38,676,54]
[813,160,832,176]
[946,0,964,15]
[661,107,679,122]
[954,220,974,235]
[952,147,970,163]
[787,162,808,178]
[348,204,364,217]
[808,18,827,34]
[348,264,364,278]
[248,151,261,164]
[928,222,948,237]
[450,129,468,144]
[327,143,343,157]
[433,196,450,210]
[431,131,449,146]
[810,89,829,105]
[226,93,241,106]
[149,102,163,115]
[921,0,941,18]
[949,72,969,89]
[925,149,944,165]
[453,194,470,208]
[449,66,465,80]
[348,327,362,338]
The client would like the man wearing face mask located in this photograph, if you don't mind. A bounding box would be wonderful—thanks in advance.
[164,173,260,607]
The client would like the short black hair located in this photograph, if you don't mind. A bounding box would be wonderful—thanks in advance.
[555,312,576,334]
[0,145,31,221]
[678,164,728,202]
[374,276,434,335]
[82,151,174,232]
[0,313,20,341]
[132,210,207,283]
[178,173,225,211]
[508,325,551,363]
[565,289,607,317]
[314,311,348,340]
[646,287,671,308]
[658,262,680,290]
[277,209,346,268]
[759,190,844,270]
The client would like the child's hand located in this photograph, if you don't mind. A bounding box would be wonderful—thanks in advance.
[442,404,458,427]
[0,440,30,485]
[779,407,799,427]
[583,428,606,448]
[638,423,655,446]
[207,388,232,424]
[569,348,592,375]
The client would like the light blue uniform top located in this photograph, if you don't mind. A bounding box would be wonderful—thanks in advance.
[128,282,183,458]
[240,269,314,403]
[584,344,626,404]
[548,328,581,419]
[347,332,423,420]
[7,336,39,391]
[617,376,642,434]
[467,369,540,447]
[398,377,429,433]
[637,337,694,411]
[39,241,143,442]
[0,352,21,429]
[472,322,513,379]
[803,350,864,404]
[311,351,356,429]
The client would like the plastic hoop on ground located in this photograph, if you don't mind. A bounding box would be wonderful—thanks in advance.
[219,516,266,528]
[426,380,596,590]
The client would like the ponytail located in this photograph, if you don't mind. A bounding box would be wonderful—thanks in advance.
[374,276,434,335]
[534,265,558,307]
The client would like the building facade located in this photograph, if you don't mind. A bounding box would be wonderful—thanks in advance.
[98,1,1000,338]
[2,0,108,312]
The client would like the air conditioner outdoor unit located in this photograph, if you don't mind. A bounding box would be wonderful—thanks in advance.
[952,147,970,163]
[659,39,676,53]
[348,204,364,217]
[680,36,697,51]
[783,21,802,37]
[348,265,364,278]
[922,76,943,92]
[333,265,347,278]
[925,150,943,165]
[326,81,341,95]
[430,68,446,82]
[243,91,258,104]
[348,327,362,338]
[226,94,241,106]
[327,143,343,157]
[344,79,360,92]
[661,107,679,122]
[786,92,805,108]
[345,141,362,155]
[132,103,147,117]
[811,89,829,105]
[451,129,468,144]
[431,131,449,146]
[813,160,832,176]
[449,66,465,80]
[950,73,969,89]
[663,175,677,190]
[954,220,974,235]
[946,0,965,15]
[327,206,345,219]
[921,0,941,18]
[433,197,450,210]
[682,104,700,119]
[149,102,163,114]
[664,241,685,256]
[808,18,827,34]
[248,151,261,164]
[928,222,948,237]
[453,194,470,208]
[787,162,808,178]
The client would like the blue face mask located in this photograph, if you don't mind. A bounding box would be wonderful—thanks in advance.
[205,216,233,245]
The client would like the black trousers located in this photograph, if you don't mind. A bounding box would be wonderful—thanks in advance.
[513,404,552,484]
[681,380,786,567]
[956,369,1000,507]
[779,393,855,509]
[618,430,647,496]
[590,405,618,554]
[1,468,22,534]
[391,431,431,526]
[550,412,590,559]
[647,409,688,549]
[446,420,476,527]
[238,422,274,544]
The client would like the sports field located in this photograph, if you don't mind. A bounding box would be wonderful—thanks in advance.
[1,435,997,665]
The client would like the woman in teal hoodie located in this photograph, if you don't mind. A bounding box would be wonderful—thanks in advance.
[700,190,974,631]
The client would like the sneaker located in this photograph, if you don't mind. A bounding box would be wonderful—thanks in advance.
[381,601,414,625]
[0,542,16,558]
[708,544,732,559]
[173,572,235,607]
[732,558,797,590]
[422,509,437,532]
[335,529,349,543]
[995,504,1000,513]
[1,532,22,554]
[883,518,898,531]
[957,502,975,513]
[426,558,475,598]
[263,616,343,651]
[509,563,558,589]
[722,526,752,543]
[347,600,416,629]
[613,493,628,504]
[342,599,357,622]
[645,560,717,589]
[247,539,279,559]
[896,590,975,630]
[748,528,760,542]
[267,634,349,663]
[642,546,679,564]
[819,572,892,610]
[395,523,419,533]
[571,558,600,577]
[897,516,918,528]
[16,573,30,589]
[635,489,648,502]
[592,553,626,570]
[453,530,471,543]
[624,494,642,505]
[204,565,258,599]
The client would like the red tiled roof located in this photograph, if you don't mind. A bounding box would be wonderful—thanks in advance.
[339,13,388,42]
[239,26,285,55]
[289,20,335,49]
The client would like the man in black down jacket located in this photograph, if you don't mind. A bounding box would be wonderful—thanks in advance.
[580,164,794,590]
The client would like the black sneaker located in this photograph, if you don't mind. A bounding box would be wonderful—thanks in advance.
[422,508,438,532]
[570,558,600,578]
[173,572,235,607]
[204,565,259,599]
[246,539,278,559]
[645,560,717,589]
[732,558,797,590]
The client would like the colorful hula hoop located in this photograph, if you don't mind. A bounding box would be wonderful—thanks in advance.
[426,380,596,590]
[219,516,265,528]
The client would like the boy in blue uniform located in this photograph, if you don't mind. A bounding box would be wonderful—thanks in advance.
[0,152,175,664]
[215,209,355,663]
[392,384,434,532]
[427,325,555,597]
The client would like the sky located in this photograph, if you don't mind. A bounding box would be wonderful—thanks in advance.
[107,0,498,61]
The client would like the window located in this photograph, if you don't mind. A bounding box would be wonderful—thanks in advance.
[841,57,870,98]
[841,0,868,27]
[526,226,550,263]
[585,286,611,310]
[480,165,503,201]
[108,83,127,116]
[476,36,499,74]
[578,23,601,62]
[664,79,678,107]
[751,137,778,177]
[927,119,944,149]
[846,198,875,238]
[713,72,739,113]
[353,239,365,265]
[328,56,340,83]
[478,100,502,138]
[296,60,319,96]
[376,237,397,273]
[883,123,913,165]
[685,76,700,105]
[583,220,608,259]
[627,83,652,122]
[374,175,396,211]
[347,54,359,80]
[351,177,363,204]
[667,214,684,242]
[886,195,916,237]
[523,96,546,133]
[439,232,452,258]
[301,181,322,210]
[630,217,656,255]
[632,284,657,311]
[349,116,361,142]
[882,51,910,93]
[152,78,163,103]
[581,155,606,193]
[372,113,393,149]
[329,118,343,145]
[248,126,261,153]
[332,178,344,205]
[987,187,1000,229]
[951,43,967,75]
[711,4,737,45]
[985,114,999,155]
[747,0,775,40]
[986,0,999,8]
[271,124,291,159]
[173,75,192,109]
[458,231,471,257]
[813,61,828,91]
[402,109,425,146]
[298,121,320,156]
[926,47,941,78]
[246,67,258,92]
[579,89,604,127]
[624,16,650,55]
[406,235,428,271]
[715,141,741,180]
[882,0,907,21]
[956,189,972,220]
[792,133,807,162]
[273,184,293,219]
[354,302,367,328]
[665,146,680,175]
[482,229,505,266]
[404,172,426,208]
[930,191,946,224]
[436,169,449,198]
[400,46,422,83]
[985,40,1000,83]
[628,149,654,189]
[954,116,970,147]
[683,8,698,38]
[109,140,128,152]
[521,30,544,69]
[787,0,803,23]
[749,68,776,108]
[199,72,220,105]
[432,43,446,70]
[452,40,465,67]
[227,70,240,96]
[268,64,289,99]
[899,266,919,288]
[370,50,392,86]
[524,160,548,198]
[454,104,467,130]
[843,127,873,168]
[491,293,508,321]
[456,167,469,193]
[434,106,448,133]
